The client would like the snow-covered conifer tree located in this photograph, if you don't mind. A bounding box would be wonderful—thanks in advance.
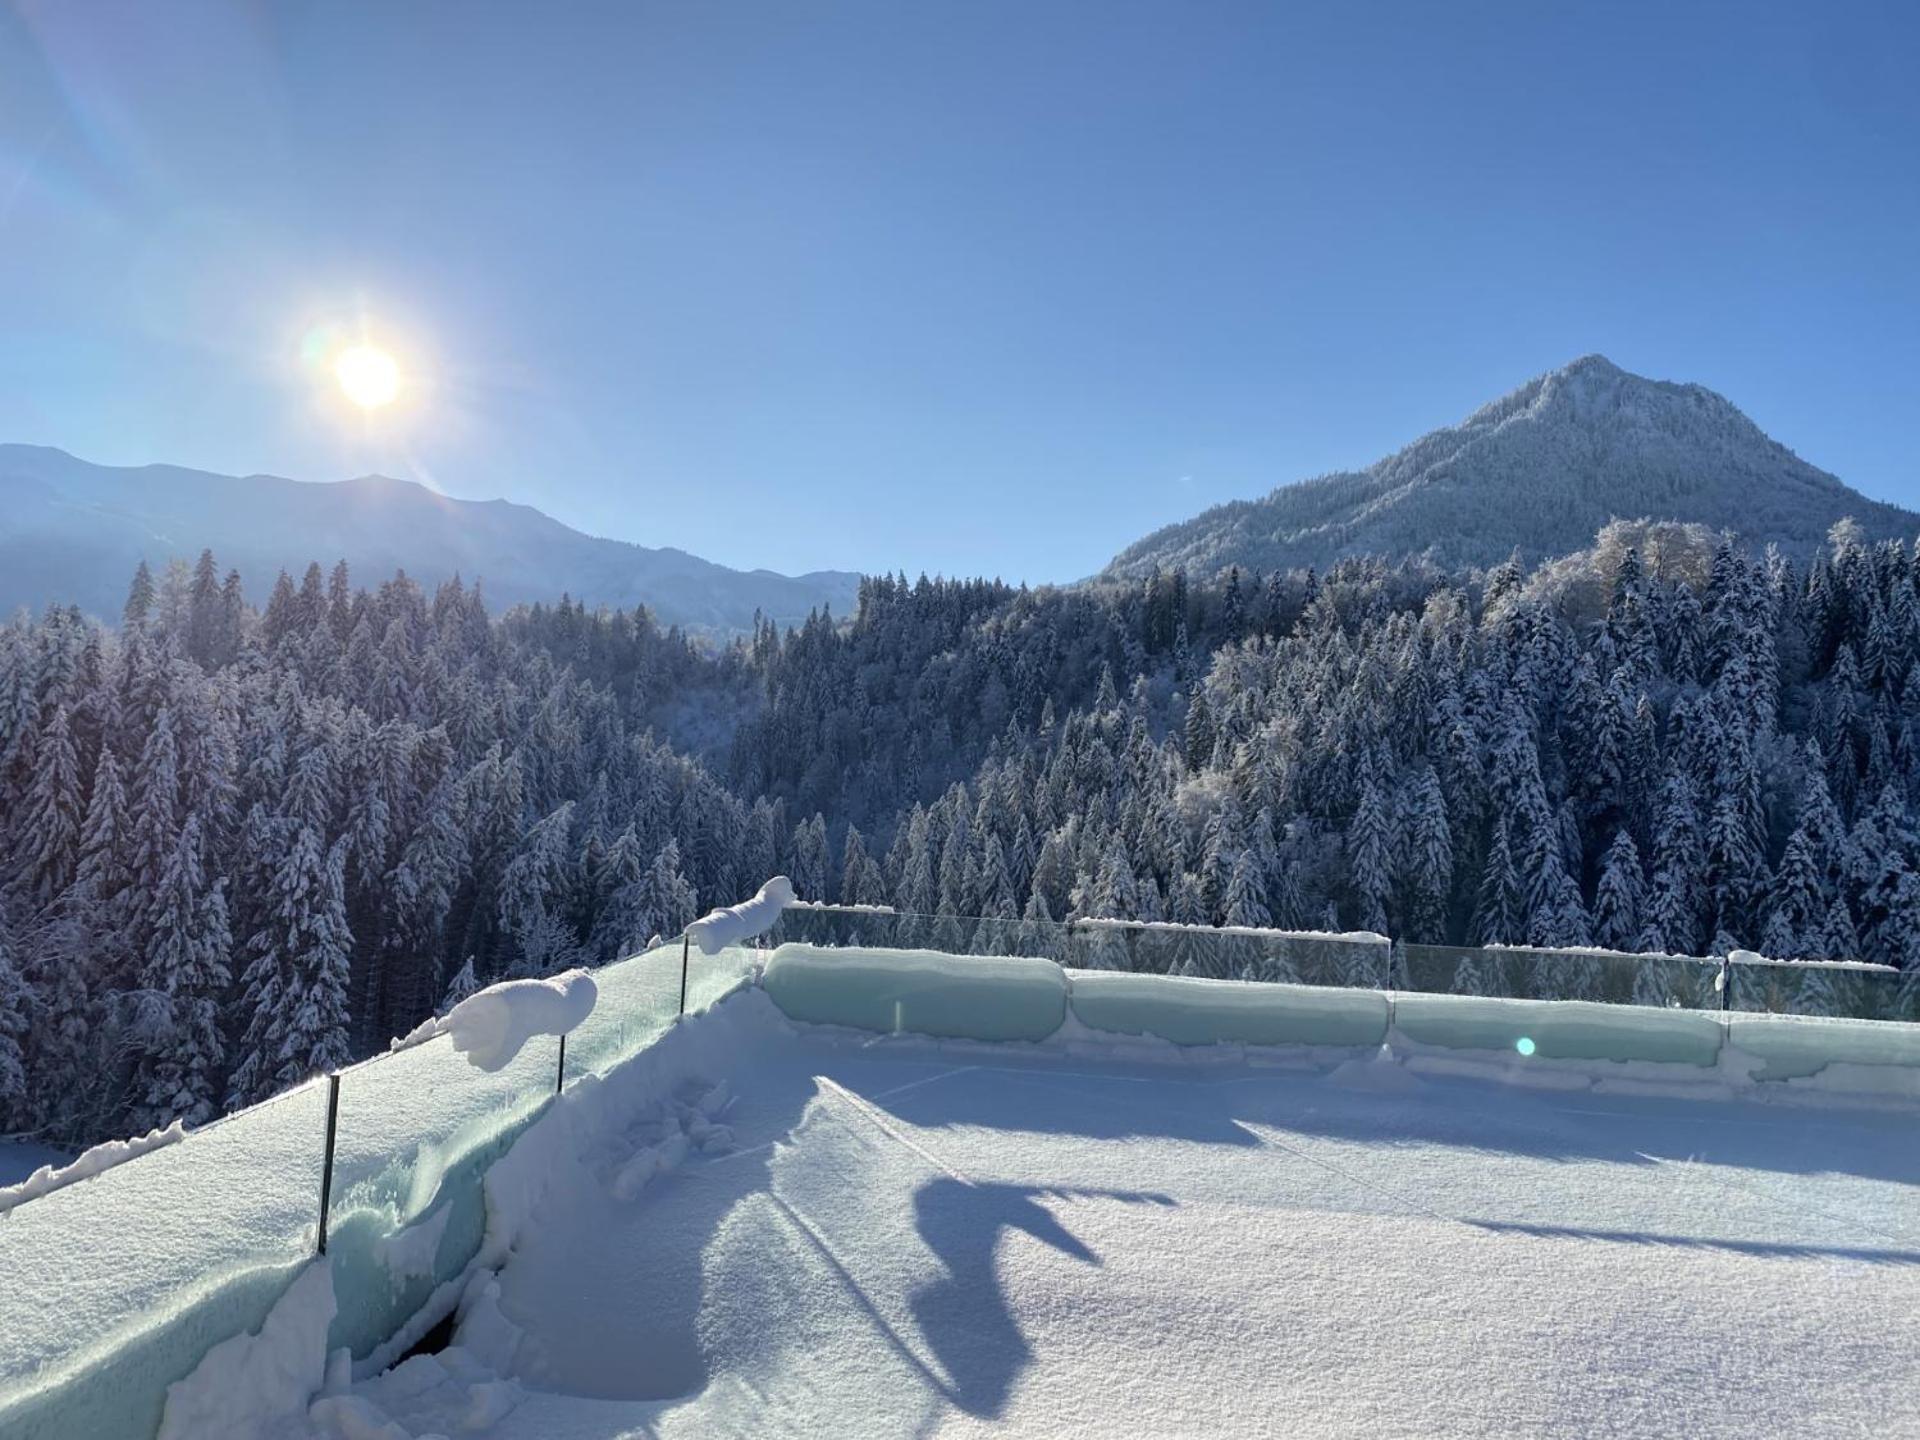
[132,814,231,1129]
[1591,829,1646,952]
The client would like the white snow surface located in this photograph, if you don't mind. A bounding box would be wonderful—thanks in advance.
[162,1263,337,1440]
[395,969,598,1072]
[0,1121,182,1214]
[684,874,796,954]
[293,989,1920,1439]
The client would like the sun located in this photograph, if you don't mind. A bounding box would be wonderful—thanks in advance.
[334,343,401,409]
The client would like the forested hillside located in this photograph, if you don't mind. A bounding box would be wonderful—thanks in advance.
[0,443,862,635]
[7,517,1920,1147]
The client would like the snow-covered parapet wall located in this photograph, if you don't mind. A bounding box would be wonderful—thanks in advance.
[757,944,1920,1100]
[685,875,797,954]
[764,943,1069,1042]
[395,968,598,1072]
[1070,970,1390,1049]
[0,1120,184,1215]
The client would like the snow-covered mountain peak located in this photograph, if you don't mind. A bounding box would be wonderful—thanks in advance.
[1104,358,1913,581]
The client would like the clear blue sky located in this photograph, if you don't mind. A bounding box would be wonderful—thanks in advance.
[1,1,1915,584]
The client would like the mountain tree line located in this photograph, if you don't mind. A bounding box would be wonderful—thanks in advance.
[5,519,1920,1146]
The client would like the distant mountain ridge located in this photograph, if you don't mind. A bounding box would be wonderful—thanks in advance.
[1104,356,1918,580]
[0,445,860,634]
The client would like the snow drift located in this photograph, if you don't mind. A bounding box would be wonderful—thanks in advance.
[685,875,796,955]
[395,968,598,1072]
[0,1120,184,1215]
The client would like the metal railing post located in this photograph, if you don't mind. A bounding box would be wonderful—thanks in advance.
[556,1034,567,1094]
[678,932,691,1016]
[316,1072,341,1256]
[1720,954,1734,1013]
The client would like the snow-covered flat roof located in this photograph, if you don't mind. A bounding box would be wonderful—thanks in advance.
[330,991,1920,1439]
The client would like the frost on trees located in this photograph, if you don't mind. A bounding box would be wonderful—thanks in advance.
[8,524,1920,1146]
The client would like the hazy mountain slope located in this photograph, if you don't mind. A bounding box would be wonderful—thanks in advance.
[0,445,859,632]
[1105,356,1917,580]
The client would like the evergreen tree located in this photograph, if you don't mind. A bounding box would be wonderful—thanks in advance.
[228,821,356,1107]
[594,840,698,957]
[131,814,232,1129]
[1591,830,1646,952]
[116,559,156,631]
[1639,772,1704,956]
[22,703,84,904]
[1399,766,1452,941]
[0,913,28,1126]
[1521,802,1591,952]
[839,825,888,907]
[1346,748,1393,933]
[1472,815,1521,946]
[439,957,480,1014]
[1220,848,1273,931]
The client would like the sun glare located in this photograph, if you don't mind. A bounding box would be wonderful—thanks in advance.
[335,344,400,409]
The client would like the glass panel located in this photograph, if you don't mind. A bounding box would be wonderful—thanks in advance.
[1398,942,1721,1007]
[1727,958,1917,1022]
[683,943,760,1015]
[768,907,1392,989]
[0,1079,330,1440]
[563,942,689,1080]
[564,940,761,1084]
[323,1029,559,1363]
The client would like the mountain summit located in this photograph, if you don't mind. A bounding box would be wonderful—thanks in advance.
[1104,356,1916,580]
[0,445,859,635]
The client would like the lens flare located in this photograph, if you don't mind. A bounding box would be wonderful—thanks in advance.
[1515,1036,1536,1057]
[334,344,400,408]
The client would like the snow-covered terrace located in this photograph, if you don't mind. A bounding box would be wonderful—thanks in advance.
[3,906,1919,1439]
[341,990,1920,1439]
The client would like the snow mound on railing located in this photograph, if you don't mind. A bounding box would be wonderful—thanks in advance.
[394,968,598,1072]
[686,875,796,954]
[0,1120,184,1214]
[1073,916,1388,944]
[1481,942,1714,964]
[1724,948,1899,974]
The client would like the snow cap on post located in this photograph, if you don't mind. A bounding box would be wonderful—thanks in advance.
[442,968,599,1072]
[686,875,797,955]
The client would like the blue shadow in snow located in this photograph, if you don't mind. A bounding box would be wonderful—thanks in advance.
[1469,1217,1920,1267]
[909,1179,1174,1419]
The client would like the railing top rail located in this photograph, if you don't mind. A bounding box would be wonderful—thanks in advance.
[777,903,1386,944]
[1723,950,1900,974]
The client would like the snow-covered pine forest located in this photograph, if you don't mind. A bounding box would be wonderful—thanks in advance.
[4,517,1920,1148]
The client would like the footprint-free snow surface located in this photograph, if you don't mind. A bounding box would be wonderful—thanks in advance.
[315,997,1920,1438]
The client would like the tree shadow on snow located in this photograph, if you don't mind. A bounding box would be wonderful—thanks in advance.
[1469,1217,1920,1267]
[866,1048,1920,1197]
[906,1178,1173,1419]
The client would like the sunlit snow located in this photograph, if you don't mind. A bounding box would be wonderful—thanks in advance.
[290,993,1920,1439]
